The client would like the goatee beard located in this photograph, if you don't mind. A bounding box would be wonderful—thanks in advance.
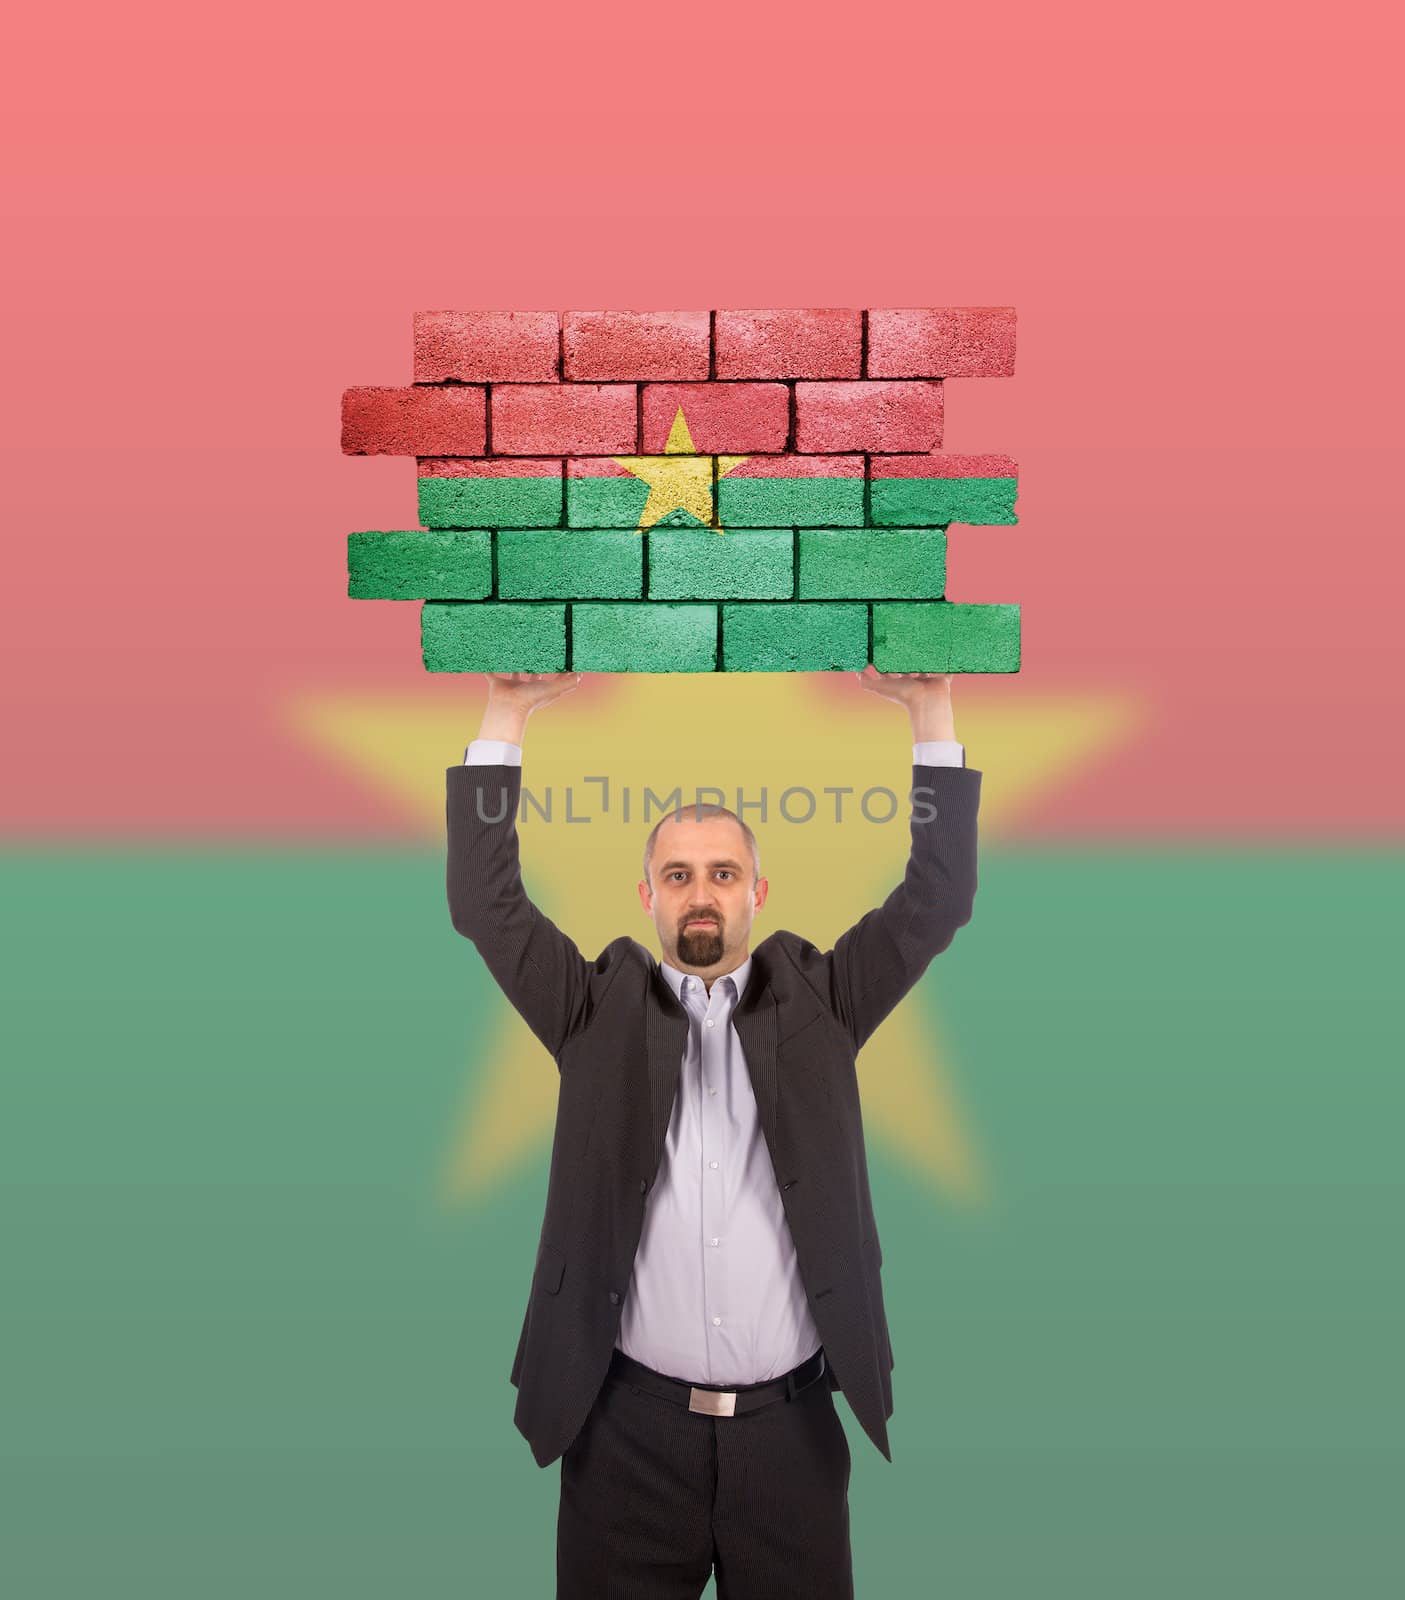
[678,924,723,964]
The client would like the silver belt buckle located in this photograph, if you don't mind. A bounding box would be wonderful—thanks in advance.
[689,1385,737,1417]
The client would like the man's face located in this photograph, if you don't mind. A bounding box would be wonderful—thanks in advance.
[638,813,768,974]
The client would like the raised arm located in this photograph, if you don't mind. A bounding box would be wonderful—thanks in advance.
[446,671,592,1063]
[827,667,981,1052]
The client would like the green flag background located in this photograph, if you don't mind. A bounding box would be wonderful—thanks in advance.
[5,847,1398,1596]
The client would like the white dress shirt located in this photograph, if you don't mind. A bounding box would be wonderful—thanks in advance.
[462,733,965,1382]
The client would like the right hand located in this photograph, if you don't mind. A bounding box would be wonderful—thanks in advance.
[483,670,584,714]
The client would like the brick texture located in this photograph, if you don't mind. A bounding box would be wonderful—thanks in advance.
[497,530,642,599]
[717,455,863,527]
[492,384,637,455]
[648,527,793,600]
[341,386,485,456]
[417,459,563,529]
[714,309,862,379]
[722,603,868,671]
[347,530,490,599]
[642,384,789,453]
[794,382,942,453]
[566,457,712,529]
[871,602,1021,672]
[866,307,1016,378]
[563,310,710,381]
[343,308,1020,671]
[422,601,566,672]
[414,311,560,382]
[571,603,717,672]
[798,529,947,599]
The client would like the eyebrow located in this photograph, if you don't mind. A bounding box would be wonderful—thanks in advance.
[657,859,745,872]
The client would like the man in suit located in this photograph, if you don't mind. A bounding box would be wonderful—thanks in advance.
[447,665,981,1598]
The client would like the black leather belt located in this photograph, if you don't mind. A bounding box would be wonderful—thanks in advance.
[607,1345,827,1417]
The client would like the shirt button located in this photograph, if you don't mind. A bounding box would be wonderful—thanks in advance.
[710,1238,720,1247]
[712,1316,722,1326]
[705,1019,715,1028]
[709,1088,717,1096]
[709,1160,718,1169]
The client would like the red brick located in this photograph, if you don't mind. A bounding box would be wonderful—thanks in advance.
[563,310,710,380]
[491,383,636,454]
[866,307,1016,378]
[641,383,789,453]
[793,382,942,453]
[341,386,486,456]
[413,311,560,382]
[714,308,861,379]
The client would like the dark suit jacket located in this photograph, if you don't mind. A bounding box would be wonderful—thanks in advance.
[446,756,982,1467]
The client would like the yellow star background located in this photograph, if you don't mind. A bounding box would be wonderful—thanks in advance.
[288,673,1140,1212]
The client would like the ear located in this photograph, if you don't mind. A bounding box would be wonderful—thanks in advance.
[637,879,653,915]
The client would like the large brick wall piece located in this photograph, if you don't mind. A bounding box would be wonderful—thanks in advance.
[344,308,1021,671]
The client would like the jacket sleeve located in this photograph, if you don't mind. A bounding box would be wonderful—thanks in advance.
[446,762,593,1063]
[827,762,981,1053]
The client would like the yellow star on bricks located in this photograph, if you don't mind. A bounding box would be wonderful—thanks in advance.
[288,674,1141,1214]
[612,406,737,533]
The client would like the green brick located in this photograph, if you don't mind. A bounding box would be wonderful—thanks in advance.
[648,527,793,600]
[869,476,1018,527]
[871,602,1021,672]
[570,603,717,672]
[716,475,863,527]
[348,530,490,600]
[497,529,642,599]
[797,529,946,599]
[421,601,566,672]
[722,603,868,671]
[566,473,654,528]
[418,474,562,529]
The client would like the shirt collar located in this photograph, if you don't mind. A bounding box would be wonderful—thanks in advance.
[660,951,752,1006]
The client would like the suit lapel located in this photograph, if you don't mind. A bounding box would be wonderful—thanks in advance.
[644,954,779,1161]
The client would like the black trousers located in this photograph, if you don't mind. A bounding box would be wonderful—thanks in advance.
[557,1350,854,1598]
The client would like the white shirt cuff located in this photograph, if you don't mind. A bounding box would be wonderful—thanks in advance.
[913,740,965,767]
[464,739,523,766]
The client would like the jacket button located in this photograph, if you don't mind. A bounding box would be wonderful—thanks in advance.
[609,1290,621,1305]
[639,1178,648,1194]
